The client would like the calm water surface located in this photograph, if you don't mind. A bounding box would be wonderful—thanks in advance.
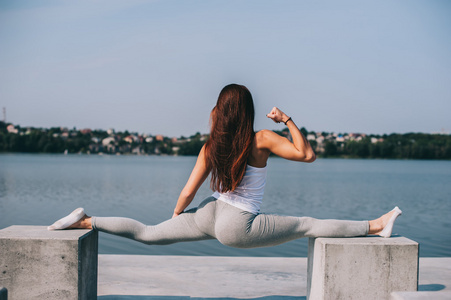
[0,154,450,257]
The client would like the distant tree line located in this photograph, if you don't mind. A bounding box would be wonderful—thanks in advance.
[1,121,450,159]
[0,122,204,156]
[321,133,451,160]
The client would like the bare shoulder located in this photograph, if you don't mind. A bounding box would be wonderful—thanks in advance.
[254,130,280,150]
[248,131,271,167]
[254,130,269,149]
[255,129,277,140]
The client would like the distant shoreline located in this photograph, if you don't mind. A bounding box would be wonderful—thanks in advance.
[2,121,450,160]
[1,152,450,162]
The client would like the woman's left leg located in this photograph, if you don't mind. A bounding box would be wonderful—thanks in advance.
[250,214,368,246]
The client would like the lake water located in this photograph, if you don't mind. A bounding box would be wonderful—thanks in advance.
[0,154,450,257]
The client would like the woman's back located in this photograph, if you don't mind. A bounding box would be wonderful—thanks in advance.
[212,164,267,214]
[247,130,272,168]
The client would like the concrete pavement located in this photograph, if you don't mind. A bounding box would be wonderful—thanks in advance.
[97,256,451,300]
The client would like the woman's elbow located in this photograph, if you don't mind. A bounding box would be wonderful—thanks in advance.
[305,152,316,163]
[296,151,316,163]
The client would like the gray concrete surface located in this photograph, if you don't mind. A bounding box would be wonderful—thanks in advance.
[0,226,98,300]
[98,255,451,300]
[1,225,448,300]
[307,236,418,300]
[98,255,306,299]
[391,291,451,300]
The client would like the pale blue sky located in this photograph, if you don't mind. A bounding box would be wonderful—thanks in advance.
[1,0,450,137]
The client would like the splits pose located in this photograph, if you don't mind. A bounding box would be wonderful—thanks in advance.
[48,84,402,248]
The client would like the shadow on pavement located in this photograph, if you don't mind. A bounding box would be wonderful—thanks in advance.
[418,283,446,291]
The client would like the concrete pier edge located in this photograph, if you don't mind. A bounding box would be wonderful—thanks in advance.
[0,225,98,300]
[307,236,419,300]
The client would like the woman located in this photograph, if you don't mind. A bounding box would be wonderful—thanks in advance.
[48,84,402,246]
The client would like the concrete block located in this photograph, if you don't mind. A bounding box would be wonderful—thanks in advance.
[307,236,418,300]
[391,291,451,300]
[0,226,98,300]
[0,287,7,300]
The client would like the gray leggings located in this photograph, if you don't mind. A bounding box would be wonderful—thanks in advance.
[92,197,369,249]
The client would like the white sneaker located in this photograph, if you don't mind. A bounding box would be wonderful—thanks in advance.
[47,208,85,230]
[379,206,402,238]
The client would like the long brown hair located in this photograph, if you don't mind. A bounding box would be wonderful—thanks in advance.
[205,84,255,193]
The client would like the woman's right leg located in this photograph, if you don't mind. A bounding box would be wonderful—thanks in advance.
[91,207,214,245]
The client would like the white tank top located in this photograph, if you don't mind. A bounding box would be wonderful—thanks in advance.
[212,164,267,215]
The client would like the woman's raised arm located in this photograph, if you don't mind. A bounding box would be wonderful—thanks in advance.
[262,107,316,162]
[172,144,211,218]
